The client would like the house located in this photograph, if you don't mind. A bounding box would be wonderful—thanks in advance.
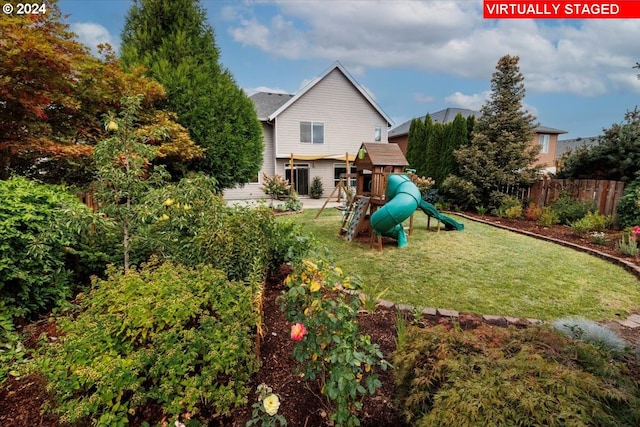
[388,108,567,173]
[223,61,394,200]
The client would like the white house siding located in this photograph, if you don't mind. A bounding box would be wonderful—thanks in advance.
[223,122,275,200]
[274,69,388,158]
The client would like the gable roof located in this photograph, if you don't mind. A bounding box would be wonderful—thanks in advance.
[389,108,567,138]
[249,92,294,121]
[355,142,409,168]
[266,61,393,126]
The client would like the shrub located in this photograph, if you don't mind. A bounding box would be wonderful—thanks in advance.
[538,206,560,227]
[552,317,627,351]
[310,176,324,199]
[279,258,389,427]
[394,323,640,426]
[571,211,612,235]
[550,192,596,225]
[475,205,487,216]
[441,175,480,210]
[523,203,542,221]
[0,177,100,319]
[616,173,640,229]
[261,174,290,205]
[39,260,260,426]
[618,230,640,256]
[491,195,522,219]
[138,176,312,281]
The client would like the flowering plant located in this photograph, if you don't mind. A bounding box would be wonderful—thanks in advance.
[618,226,640,256]
[246,384,287,427]
[279,258,389,427]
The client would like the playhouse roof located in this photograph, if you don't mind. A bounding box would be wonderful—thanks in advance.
[355,143,409,168]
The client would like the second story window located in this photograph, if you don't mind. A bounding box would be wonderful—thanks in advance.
[538,134,550,154]
[300,121,324,144]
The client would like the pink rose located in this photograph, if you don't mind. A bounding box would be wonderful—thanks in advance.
[291,323,307,341]
[633,225,640,235]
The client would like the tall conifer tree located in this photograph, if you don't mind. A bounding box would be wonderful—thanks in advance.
[121,0,263,188]
[444,55,538,207]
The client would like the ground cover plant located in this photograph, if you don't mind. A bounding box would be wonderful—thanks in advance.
[393,322,640,426]
[38,260,260,426]
[291,208,640,320]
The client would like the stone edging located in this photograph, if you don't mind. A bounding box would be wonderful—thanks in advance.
[454,212,640,281]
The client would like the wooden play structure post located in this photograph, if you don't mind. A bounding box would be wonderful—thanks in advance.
[314,152,354,219]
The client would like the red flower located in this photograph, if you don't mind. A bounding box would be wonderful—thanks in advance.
[291,323,307,341]
[632,226,640,235]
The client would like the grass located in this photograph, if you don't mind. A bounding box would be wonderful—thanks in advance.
[281,208,640,321]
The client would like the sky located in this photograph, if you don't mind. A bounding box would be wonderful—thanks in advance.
[58,0,640,139]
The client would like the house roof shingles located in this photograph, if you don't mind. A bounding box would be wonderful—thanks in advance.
[389,108,567,137]
[249,92,294,120]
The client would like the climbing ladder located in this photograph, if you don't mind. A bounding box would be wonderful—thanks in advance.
[341,196,370,241]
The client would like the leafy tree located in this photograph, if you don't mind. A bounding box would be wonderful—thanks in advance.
[93,96,170,271]
[443,55,538,208]
[0,0,201,184]
[121,0,263,188]
[558,108,640,182]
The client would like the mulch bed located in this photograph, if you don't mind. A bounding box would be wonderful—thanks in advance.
[2,214,640,426]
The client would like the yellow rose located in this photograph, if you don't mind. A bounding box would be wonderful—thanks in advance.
[159,214,170,221]
[164,198,174,206]
[263,393,280,416]
[310,280,321,293]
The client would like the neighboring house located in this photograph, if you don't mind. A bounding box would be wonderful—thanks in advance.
[223,61,393,200]
[388,108,567,173]
[556,136,601,159]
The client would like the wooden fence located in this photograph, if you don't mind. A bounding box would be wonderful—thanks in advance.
[502,179,627,216]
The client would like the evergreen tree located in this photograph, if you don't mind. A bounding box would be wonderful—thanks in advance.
[443,55,538,208]
[439,113,468,185]
[120,0,263,188]
[425,121,444,184]
[405,118,425,173]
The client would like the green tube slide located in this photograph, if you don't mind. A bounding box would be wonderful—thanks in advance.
[369,174,464,248]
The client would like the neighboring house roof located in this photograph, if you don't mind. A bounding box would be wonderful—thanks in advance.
[556,136,601,159]
[389,108,479,138]
[355,142,409,168]
[389,108,567,137]
[249,92,294,121]
[265,61,394,127]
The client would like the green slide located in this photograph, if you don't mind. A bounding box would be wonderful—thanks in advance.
[369,174,463,248]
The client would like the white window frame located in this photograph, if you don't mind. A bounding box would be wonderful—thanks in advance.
[334,163,357,188]
[300,121,324,144]
[374,126,382,142]
[539,134,550,154]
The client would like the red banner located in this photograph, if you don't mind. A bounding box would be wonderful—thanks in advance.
[484,1,640,18]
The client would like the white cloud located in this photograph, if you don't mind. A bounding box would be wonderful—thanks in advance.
[246,86,291,96]
[70,22,117,55]
[445,91,490,111]
[226,0,640,97]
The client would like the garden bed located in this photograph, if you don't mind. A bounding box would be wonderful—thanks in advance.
[3,218,640,426]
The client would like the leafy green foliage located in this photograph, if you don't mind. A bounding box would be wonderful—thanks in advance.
[310,176,324,199]
[0,302,26,383]
[558,108,640,182]
[279,259,389,427]
[0,177,98,318]
[491,195,522,219]
[121,0,263,188]
[39,260,259,426]
[137,175,311,280]
[93,95,170,271]
[616,172,640,228]
[571,212,612,235]
[394,323,640,427]
[261,174,291,205]
[550,193,596,225]
[444,55,539,208]
[538,206,560,227]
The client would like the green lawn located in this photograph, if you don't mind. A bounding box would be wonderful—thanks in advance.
[282,208,640,321]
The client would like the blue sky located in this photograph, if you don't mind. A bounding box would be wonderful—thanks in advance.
[59,0,640,139]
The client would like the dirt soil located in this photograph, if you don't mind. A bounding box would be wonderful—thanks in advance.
[2,214,640,427]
